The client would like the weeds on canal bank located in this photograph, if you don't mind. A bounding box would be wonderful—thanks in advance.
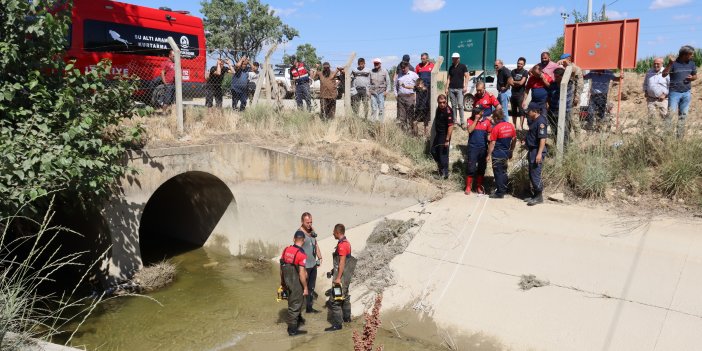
[0,199,105,349]
[508,121,702,209]
[135,104,436,177]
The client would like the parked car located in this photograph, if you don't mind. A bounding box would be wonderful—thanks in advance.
[273,65,322,99]
[463,65,534,111]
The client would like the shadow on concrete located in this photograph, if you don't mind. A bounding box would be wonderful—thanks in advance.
[139,171,235,265]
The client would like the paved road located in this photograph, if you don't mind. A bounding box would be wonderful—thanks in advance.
[318,192,702,351]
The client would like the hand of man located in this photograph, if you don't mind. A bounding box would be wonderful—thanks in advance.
[686,75,694,80]
[667,55,676,63]
[334,277,341,285]
[444,140,450,147]
[536,153,543,164]
[303,288,309,296]
[486,155,491,162]
[463,87,468,93]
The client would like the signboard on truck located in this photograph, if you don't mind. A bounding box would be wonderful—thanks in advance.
[439,27,498,71]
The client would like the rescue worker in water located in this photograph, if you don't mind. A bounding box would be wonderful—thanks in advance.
[325,223,353,332]
[279,231,309,336]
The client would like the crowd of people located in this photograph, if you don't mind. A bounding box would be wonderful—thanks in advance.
[278,213,354,336]
[191,45,696,206]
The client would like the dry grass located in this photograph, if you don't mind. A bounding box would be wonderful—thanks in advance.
[132,260,176,292]
[130,104,437,181]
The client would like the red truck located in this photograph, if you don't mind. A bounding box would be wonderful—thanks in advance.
[65,0,207,105]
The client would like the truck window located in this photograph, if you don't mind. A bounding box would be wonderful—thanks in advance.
[83,19,199,59]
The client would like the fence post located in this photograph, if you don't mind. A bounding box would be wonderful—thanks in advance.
[166,37,183,135]
[343,52,356,116]
[429,56,444,146]
[430,56,444,121]
[266,64,282,111]
[557,65,573,165]
[253,44,277,105]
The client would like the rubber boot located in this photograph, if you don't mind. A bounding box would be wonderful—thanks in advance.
[464,176,473,195]
[476,176,485,195]
[527,192,544,206]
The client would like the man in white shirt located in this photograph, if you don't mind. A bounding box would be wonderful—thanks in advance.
[643,57,670,120]
[394,61,419,131]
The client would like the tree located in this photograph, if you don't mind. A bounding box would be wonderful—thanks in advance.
[200,0,299,61]
[548,6,609,60]
[0,0,144,217]
[282,43,323,66]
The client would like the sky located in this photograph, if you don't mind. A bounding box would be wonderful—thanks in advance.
[127,0,701,69]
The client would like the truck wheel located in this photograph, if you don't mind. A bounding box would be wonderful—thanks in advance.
[151,84,167,108]
[463,94,474,111]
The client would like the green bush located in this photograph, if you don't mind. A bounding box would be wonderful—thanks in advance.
[0,0,145,216]
[659,142,702,199]
[634,49,702,74]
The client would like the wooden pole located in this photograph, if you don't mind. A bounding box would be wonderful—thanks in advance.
[166,37,183,135]
[430,56,444,146]
[266,64,282,111]
[430,56,444,122]
[343,52,356,117]
[556,65,573,165]
[253,44,277,105]
[616,20,628,132]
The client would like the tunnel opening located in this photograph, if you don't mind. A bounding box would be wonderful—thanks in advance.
[139,171,235,265]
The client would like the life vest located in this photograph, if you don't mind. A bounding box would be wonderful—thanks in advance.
[291,63,310,83]
[280,245,304,267]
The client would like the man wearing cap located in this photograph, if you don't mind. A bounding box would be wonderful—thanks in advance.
[279,230,309,336]
[643,57,669,120]
[446,53,470,127]
[557,53,584,136]
[369,58,391,122]
[524,102,548,206]
[394,61,419,131]
[486,109,517,198]
[290,56,312,112]
[393,54,415,81]
[465,106,492,195]
[495,59,512,123]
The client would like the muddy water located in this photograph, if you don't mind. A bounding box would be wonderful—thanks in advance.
[66,248,450,351]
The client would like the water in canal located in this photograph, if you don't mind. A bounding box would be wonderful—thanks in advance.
[64,248,453,351]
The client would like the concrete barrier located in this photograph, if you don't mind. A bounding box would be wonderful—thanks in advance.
[103,142,439,283]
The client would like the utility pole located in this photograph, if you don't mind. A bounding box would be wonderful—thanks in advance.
[587,0,593,22]
[561,11,570,37]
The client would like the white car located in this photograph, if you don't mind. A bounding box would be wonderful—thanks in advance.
[273,65,322,99]
[463,65,534,111]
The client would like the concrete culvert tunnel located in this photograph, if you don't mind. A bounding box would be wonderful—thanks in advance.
[139,171,234,264]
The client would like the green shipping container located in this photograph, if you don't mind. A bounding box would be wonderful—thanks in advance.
[439,28,498,71]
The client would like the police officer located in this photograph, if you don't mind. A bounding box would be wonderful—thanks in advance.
[325,223,354,332]
[465,107,492,195]
[279,231,309,336]
[290,55,312,112]
[486,110,517,199]
[524,102,548,206]
[430,94,454,179]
